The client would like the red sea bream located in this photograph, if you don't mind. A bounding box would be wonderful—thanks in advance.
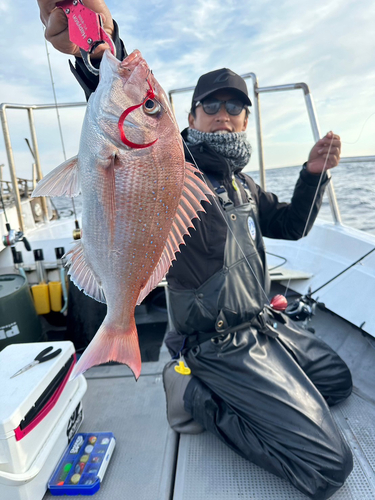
[33,49,210,379]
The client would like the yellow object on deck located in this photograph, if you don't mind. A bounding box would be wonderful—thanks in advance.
[174,360,191,376]
[48,281,63,312]
[31,282,51,315]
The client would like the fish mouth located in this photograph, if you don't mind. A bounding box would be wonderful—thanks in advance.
[117,50,166,115]
[102,49,146,84]
[120,50,141,66]
[118,50,145,79]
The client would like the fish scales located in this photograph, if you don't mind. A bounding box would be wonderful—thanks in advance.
[81,151,183,300]
[32,49,211,379]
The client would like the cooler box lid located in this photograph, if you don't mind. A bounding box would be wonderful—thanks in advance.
[0,341,76,438]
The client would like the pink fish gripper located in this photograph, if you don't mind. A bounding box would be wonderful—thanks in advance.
[57,0,116,75]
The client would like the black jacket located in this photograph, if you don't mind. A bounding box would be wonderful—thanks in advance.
[166,128,328,290]
[70,26,329,293]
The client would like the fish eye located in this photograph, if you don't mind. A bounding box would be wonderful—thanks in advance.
[143,99,161,115]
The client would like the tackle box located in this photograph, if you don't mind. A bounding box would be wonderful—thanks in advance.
[0,341,87,500]
[48,432,116,495]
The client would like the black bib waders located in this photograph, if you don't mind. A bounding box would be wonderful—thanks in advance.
[166,178,353,500]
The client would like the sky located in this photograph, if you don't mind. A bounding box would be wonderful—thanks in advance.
[0,0,374,182]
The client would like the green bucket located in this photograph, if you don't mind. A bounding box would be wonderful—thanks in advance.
[0,274,44,351]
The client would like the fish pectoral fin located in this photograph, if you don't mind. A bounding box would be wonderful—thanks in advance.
[32,155,80,197]
[64,241,106,304]
[137,162,211,305]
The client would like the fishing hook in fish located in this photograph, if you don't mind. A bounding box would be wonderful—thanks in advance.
[118,79,158,149]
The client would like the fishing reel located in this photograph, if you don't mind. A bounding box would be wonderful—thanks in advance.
[2,224,31,251]
[284,290,316,332]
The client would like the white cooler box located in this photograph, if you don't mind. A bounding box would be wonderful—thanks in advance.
[0,341,87,500]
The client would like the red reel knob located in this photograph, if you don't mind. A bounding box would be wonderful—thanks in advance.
[270,294,288,311]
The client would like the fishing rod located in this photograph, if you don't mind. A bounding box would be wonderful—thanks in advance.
[282,243,375,329]
[183,130,348,332]
[280,127,375,325]
[311,246,375,296]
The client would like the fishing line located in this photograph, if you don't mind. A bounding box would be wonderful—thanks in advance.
[44,35,67,162]
[137,86,272,301]
[274,111,373,298]
[176,113,375,312]
[266,251,287,271]
[182,138,271,305]
[284,134,335,298]
[43,29,79,224]
[340,112,375,145]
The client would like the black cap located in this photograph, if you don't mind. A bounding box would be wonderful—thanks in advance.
[192,68,251,106]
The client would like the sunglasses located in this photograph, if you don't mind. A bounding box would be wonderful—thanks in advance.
[195,98,246,116]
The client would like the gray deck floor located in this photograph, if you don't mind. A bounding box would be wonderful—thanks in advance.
[174,305,375,499]
[174,392,375,499]
[43,353,175,500]
[44,305,375,499]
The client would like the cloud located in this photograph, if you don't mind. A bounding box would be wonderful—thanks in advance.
[0,0,374,180]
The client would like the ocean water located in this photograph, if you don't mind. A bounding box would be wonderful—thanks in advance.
[53,161,375,236]
[247,161,375,236]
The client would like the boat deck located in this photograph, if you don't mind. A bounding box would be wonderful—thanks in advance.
[43,305,375,500]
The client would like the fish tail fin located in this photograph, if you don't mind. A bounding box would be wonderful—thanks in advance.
[71,318,141,380]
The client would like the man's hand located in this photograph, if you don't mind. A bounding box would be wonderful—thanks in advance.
[306,131,341,174]
[37,0,114,58]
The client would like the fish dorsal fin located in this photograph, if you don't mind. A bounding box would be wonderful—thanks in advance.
[137,162,211,305]
[64,241,106,303]
[32,156,80,197]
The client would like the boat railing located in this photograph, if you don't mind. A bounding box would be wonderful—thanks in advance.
[339,155,375,163]
[1,93,374,233]
[169,74,374,226]
[0,102,86,232]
